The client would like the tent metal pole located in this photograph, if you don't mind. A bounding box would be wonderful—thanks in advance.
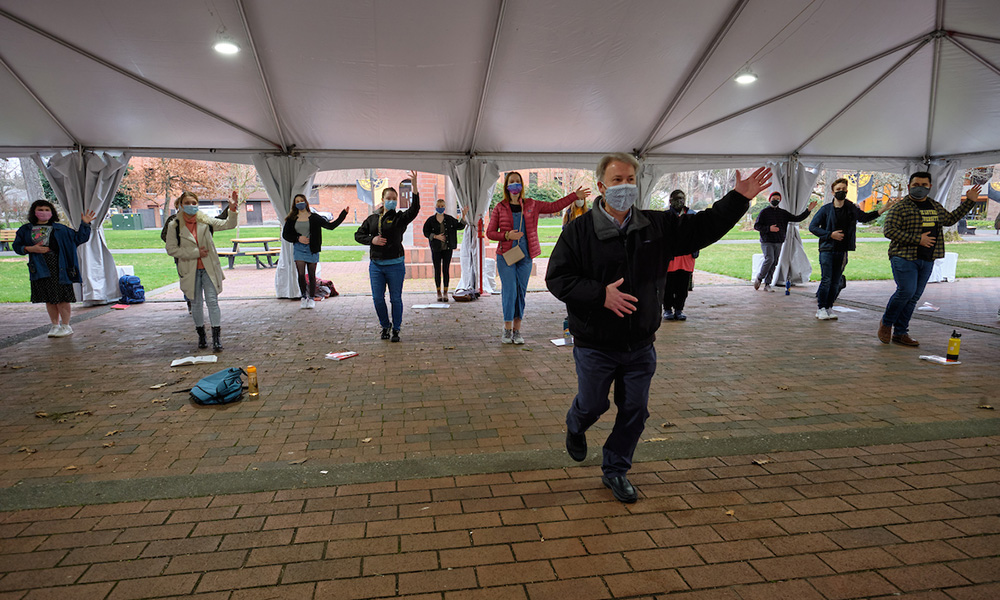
[0,7,283,151]
[946,35,1000,78]
[925,1,946,156]
[635,0,749,157]
[468,0,507,153]
[0,53,79,148]
[645,33,932,153]
[793,39,931,155]
[235,0,289,153]
[950,32,1000,45]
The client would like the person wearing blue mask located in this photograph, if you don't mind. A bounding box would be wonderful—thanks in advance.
[282,194,348,309]
[422,198,467,302]
[547,153,771,503]
[355,171,420,342]
[164,191,239,351]
[878,172,980,347]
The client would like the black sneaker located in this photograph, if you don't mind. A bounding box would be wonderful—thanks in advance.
[566,431,587,462]
[674,311,687,321]
[380,327,390,340]
[391,330,400,343]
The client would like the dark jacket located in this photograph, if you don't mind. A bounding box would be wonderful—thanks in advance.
[422,213,466,251]
[13,221,91,284]
[282,209,348,254]
[808,201,879,252]
[546,191,749,351]
[354,192,420,261]
[754,205,812,243]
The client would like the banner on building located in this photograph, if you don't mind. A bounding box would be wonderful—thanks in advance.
[988,182,1000,202]
[356,177,388,206]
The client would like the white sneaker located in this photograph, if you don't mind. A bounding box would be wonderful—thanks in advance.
[501,329,513,344]
[47,324,60,337]
[300,297,308,309]
[51,324,73,337]
[816,309,827,320]
[512,330,525,345]
[826,308,838,320]
[763,284,774,292]
[306,298,316,309]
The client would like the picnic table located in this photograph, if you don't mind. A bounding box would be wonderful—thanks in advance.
[217,237,280,269]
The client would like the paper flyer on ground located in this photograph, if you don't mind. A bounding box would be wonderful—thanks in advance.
[325,351,359,361]
[170,355,218,367]
[919,355,960,365]
[411,304,450,309]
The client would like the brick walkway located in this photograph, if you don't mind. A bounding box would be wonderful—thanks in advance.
[1,271,997,598]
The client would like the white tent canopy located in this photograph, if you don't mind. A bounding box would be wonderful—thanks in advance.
[2,0,998,291]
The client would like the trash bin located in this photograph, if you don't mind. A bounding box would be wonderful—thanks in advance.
[110,213,143,230]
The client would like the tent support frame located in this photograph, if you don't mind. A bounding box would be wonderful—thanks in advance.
[0,52,79,148]
[947,35,1000,78]
[468,0,507,154]
[235,0,289,153]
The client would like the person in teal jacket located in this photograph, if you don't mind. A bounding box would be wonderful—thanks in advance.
[13,200,95,337]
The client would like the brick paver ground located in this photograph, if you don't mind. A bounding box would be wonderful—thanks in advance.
[1,437,998,599]
[1,267,997,598]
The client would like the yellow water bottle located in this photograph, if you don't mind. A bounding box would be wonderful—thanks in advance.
[247,365,259,398]
[946,331,961,362]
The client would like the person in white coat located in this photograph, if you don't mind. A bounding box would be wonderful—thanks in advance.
[165,191,239,351]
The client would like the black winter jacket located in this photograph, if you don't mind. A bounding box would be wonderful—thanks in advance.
[754,205,812,243]
[282,210,348,254]
[422,213,466,251]
[808,201,879,252]
[546,191,749,351]
[354,192,420,260]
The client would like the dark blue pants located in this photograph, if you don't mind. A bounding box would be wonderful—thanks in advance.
[816,251,848,309]
[883,256,934,336]
[369,260,405,331]
[566,345,657,477]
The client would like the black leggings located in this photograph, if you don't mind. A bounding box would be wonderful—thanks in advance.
[663,270,692,312]
[430,247,453,290]
[296,261,317,299]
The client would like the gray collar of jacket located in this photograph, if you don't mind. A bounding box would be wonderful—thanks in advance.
[593,199,650,241]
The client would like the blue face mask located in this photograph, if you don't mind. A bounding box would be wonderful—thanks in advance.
[603,183,638,212]
[909,185,930,200]
[295,202,307,210]
[506,183,523,196]
[384,200,397,211]
[182,205,199,215]
[435,207,446,214]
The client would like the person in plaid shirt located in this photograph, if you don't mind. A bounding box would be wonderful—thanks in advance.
[878,171,982,346]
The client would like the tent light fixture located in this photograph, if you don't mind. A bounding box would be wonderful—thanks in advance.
[213,29,240,55]
[734,66,758,85]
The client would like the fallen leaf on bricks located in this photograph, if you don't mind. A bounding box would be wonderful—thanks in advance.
[979,405,994,410]
[645,437,670,442]
[108,404,117,408]
[444,346,455,350]
[361,438,373,443]
[57,418,67,423]
[150,383,168,389]
[151,399,167,404]
[724,510,735,516]
[305,357,314,361]
[34,412,48,418]
[65,465,78,470]
[105,430,122,437]
[10,365,25,369]
[18,447,37,454]
[288,458,307,465]
[777,385,789,391]
[661,422,676,428]
[75,410,93,416]
[103,442,115,448]
[752,459,771,466]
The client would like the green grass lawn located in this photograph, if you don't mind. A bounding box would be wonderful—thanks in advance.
[102,226,370,249]
[696,240,1000,281]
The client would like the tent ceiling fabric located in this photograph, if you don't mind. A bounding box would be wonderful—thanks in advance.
[1,0,998,169]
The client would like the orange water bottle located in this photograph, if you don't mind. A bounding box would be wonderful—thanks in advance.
[946,331,961,362]
[247,365,259,398]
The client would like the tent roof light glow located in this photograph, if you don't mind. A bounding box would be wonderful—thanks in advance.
[734,67,758,85]
[213,36,240,55]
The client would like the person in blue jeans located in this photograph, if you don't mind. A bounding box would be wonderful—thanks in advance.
[878,172,980,346]
[355,171,420,343]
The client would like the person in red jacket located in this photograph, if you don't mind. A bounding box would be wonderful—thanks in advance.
[487,172,590,344]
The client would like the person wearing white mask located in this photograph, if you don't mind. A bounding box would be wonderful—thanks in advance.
[546,152,771,503]
[562,192,590,228]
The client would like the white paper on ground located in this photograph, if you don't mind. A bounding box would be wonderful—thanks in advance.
[550,338,573,346]
[916,302,940,312]
[830,306,858,313]
[411,304,450,309]
[170,355,218,367]
[919,355,960,365]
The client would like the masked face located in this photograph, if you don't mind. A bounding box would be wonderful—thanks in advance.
[435,206,445,214]
[34,209,53,222]
[506,182,523,197]
[383,200,397,211]
[574,199,584,207]
[295,202,307,211]
[769,195,781,207]
[603,183,638,212]
[833,190,848,201]
[182,205,199,215]
[669,196,685,211]
[909,183,931,200]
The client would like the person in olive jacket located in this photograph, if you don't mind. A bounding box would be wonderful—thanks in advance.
[355,170,420,342]
[281,194,347,309]
[546,153,771,504]
[422,198,466,302]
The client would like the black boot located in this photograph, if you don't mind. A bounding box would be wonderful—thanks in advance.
[211,326,223,352]
[196,326,207,349]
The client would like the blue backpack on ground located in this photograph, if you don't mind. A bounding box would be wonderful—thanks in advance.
[118,275,145,304]
[190,367,245,405]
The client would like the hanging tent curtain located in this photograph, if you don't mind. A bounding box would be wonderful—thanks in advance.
[638,161,667,210]
[252,154,320,298]
[33,151,130,304]
[769,157,822,287]
[449,158,500,294]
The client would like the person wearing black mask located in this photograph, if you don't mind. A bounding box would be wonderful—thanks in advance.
[355,171,420,342]
[878,172,980,346]
[809,178,895,320]
[752,192,817,291]
[662,189,697,321]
